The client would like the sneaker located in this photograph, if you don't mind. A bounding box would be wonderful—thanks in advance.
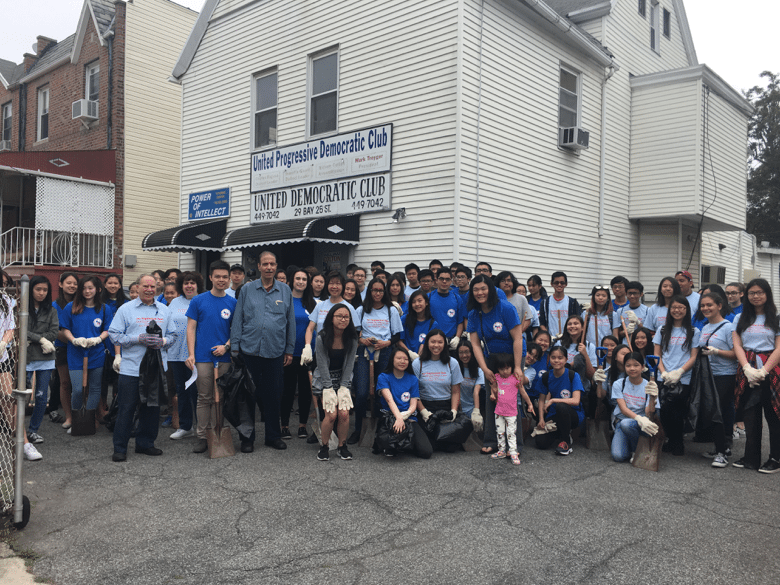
[491,450,507,459]
[711,454,728,468]
[385,449,395,457]
[703,448,731,459]
[306,432,319,444]
[24,443,42,461]
[297,426,308,439]
[338,445,353,460]
[317,445,330,461]
[27,432,44,444]
[735,426,746,438]
[732,457,757,470]
[280,427,292,440]
[346,430,360,445]
[161,416,173,428]
[556,441,572,456]
[758,458,780,474]
[732,429,741,439]
[66,428,72,435]
[510,453,521,465]
[170,428,194,440]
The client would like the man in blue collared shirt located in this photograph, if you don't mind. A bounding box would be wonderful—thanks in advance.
[108,274,175,462]
[231,250,295,451]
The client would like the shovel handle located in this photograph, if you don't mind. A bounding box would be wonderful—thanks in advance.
[620,316,633,352]
[596,346,608,369]
[82,355,89,387]
[213,365,219,404]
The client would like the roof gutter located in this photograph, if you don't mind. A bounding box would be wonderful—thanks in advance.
[17,55,70,85]
[0,165,115,187]
[522,0,617,68]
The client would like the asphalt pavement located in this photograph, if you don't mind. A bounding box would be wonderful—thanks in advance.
[11,413,780,585]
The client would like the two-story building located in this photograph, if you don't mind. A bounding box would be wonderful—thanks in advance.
[0,0,197,287]
[157,0,755,298]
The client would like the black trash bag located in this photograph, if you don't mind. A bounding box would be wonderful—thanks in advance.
[435,413,473,446]
[217,355,257,441]
[686,353,723,434]
[659,381,689,410]
[434,409,453,422]
[138,320,166,408]
[375,412,414,452]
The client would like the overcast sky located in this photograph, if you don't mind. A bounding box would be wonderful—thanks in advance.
[0,0,776,95]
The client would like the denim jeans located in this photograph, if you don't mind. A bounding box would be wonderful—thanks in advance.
[27,369,53,434]
[70,368,103,410]
[112,374,160,453]
[611,417,647,462]
[243,353,284,444]
[353,347,391,435]
[170,361,195,431]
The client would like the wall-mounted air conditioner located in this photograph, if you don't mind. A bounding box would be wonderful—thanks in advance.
[0,140,10,152]
[72,99,99,121]
[558,126,589,150]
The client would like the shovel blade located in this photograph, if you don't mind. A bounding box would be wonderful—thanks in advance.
[207,427,235,458]
[357,416,378,448]
[632,415,664,472]
[585,418,610,451]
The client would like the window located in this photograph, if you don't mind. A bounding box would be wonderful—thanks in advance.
[663,8,671,38]
[309,49,338,136]
[37,87,49,141]
[253,70,277,149]
[86,61,99,102]
[638,0,646,17]
[558,66,580,128]
[1,102,11,142]
[650,2,660,53]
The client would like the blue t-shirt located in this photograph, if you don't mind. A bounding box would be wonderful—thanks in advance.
[540,369,584,425]
[736,313,780,353]
[467,300,521,355]
[292,297,315,357]
[699,320,736,376]
[357,305,403,341]
[561,341,597,367]
[185,292,237,364]
[412,357,464,402]
[581,310,612,347]
[428,290,467,339]
[54,301,68,348]
[527,296,542,311]
[377,371,420,421]
[309,299,361,332]
[612,299,630,311]
[401,318,439,354]
[645,305,668,332]
[652,326,701,385]
[529,353,550,398]
[727,304,743,322]
[459,367,485,416]
[167,295,192,362]
[60,303,112,370]
[611,377,657,419]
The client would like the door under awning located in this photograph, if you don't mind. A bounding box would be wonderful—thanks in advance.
[222,215,360,250]
[142,218,228,252]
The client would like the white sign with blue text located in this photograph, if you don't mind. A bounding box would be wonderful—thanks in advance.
[188,187,230,221]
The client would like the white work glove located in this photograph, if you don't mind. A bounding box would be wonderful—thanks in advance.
[85,336,103,348]
[408,350,419,361]
[471,408,484,432]
[113,355,122,373]
[337,386,353,410]
[592,369,607,384]
[742,364,763,385]
[635,415,659,436]
[39,337,55,354]
[300,344,313,366]
[624,310,639,334]
[550,333,563,343]
[531,420,558,437]
[449,337,460,351]
[702,346,719,356]
[420,408,432,422]
[392,301,403,315]
[0,340,6,354]
[322,387,338,413]
[72,337,89,348]
[757,366,770,381]
[450,409,458,421]
[401,409,414,420]
[644,380,658,397]
[662,368,683,385]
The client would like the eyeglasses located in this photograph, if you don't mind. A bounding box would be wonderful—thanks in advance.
[475,268,490,274]
[726,291,740,295]
[334,314,351,320]
[627,291,641,296]
[552,281,566,286]
[438,277,452,282]
[371,288,384,294]
[748,291,766,298]
[593,285,608,290]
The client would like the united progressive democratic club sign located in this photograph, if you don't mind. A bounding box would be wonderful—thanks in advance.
[188,187,230,220]
[249,124,392,224]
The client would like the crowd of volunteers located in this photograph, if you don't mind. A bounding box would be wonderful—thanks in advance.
[5,255,779,474]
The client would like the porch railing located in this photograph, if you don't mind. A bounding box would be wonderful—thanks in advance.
[0,227,113,269]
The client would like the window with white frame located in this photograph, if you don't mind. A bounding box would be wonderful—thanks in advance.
[86,61,99,102]
[37,87,49,141]
[650,1,660,53]
[638,0,646,17]
[1,102,11,142]
[558,66,580,129]
[309,49,338,136]
[253,70,277,149]
[663,8,671,38]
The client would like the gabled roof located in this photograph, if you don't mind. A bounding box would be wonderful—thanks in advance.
[71,0,117,63]
[544,0,611,19]
[20,34,76,83]
[91,0,117,37]
[0,58,17,88]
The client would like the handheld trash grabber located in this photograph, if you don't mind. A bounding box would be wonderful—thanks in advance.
[586,346,611,451]
[71,355,96,436]
[207,363,235,458]
[632,355,664,472]
[358,346,380,448]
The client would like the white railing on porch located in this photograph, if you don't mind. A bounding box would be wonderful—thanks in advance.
[0,227,113,269]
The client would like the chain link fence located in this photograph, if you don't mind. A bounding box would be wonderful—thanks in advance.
[0,284,23,519]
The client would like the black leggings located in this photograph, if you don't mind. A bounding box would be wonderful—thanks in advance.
[535,403,579,450]
[281,360,312,427]
[741,379,780,466]
[659,385,690,447]
[711,375,736,454]
[409,420,433,459]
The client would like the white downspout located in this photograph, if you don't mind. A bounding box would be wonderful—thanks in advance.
[598,65,615,237]
[474,0,486,260]
[677,218,683,271]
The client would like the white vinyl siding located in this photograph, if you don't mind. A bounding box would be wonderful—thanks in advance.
[701,230,756,286]
[123,0,197,280]
[638,221,700,295]
[37,87,49,141]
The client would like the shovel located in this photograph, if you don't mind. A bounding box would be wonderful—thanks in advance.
[358,346,380,447]
[72,355,96,436]
[207,364,235,458]
[586,346,611,450]
[632,355,664,472]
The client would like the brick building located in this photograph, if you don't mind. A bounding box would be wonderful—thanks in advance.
[0,0,197,290]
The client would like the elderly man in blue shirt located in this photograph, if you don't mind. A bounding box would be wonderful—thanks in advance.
[108,274,176,462]
[231,250,296,451]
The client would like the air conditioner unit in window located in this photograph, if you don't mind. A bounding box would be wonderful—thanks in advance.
[0,140,10,152]
[558,126,589,150]
[72,99,99,121]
